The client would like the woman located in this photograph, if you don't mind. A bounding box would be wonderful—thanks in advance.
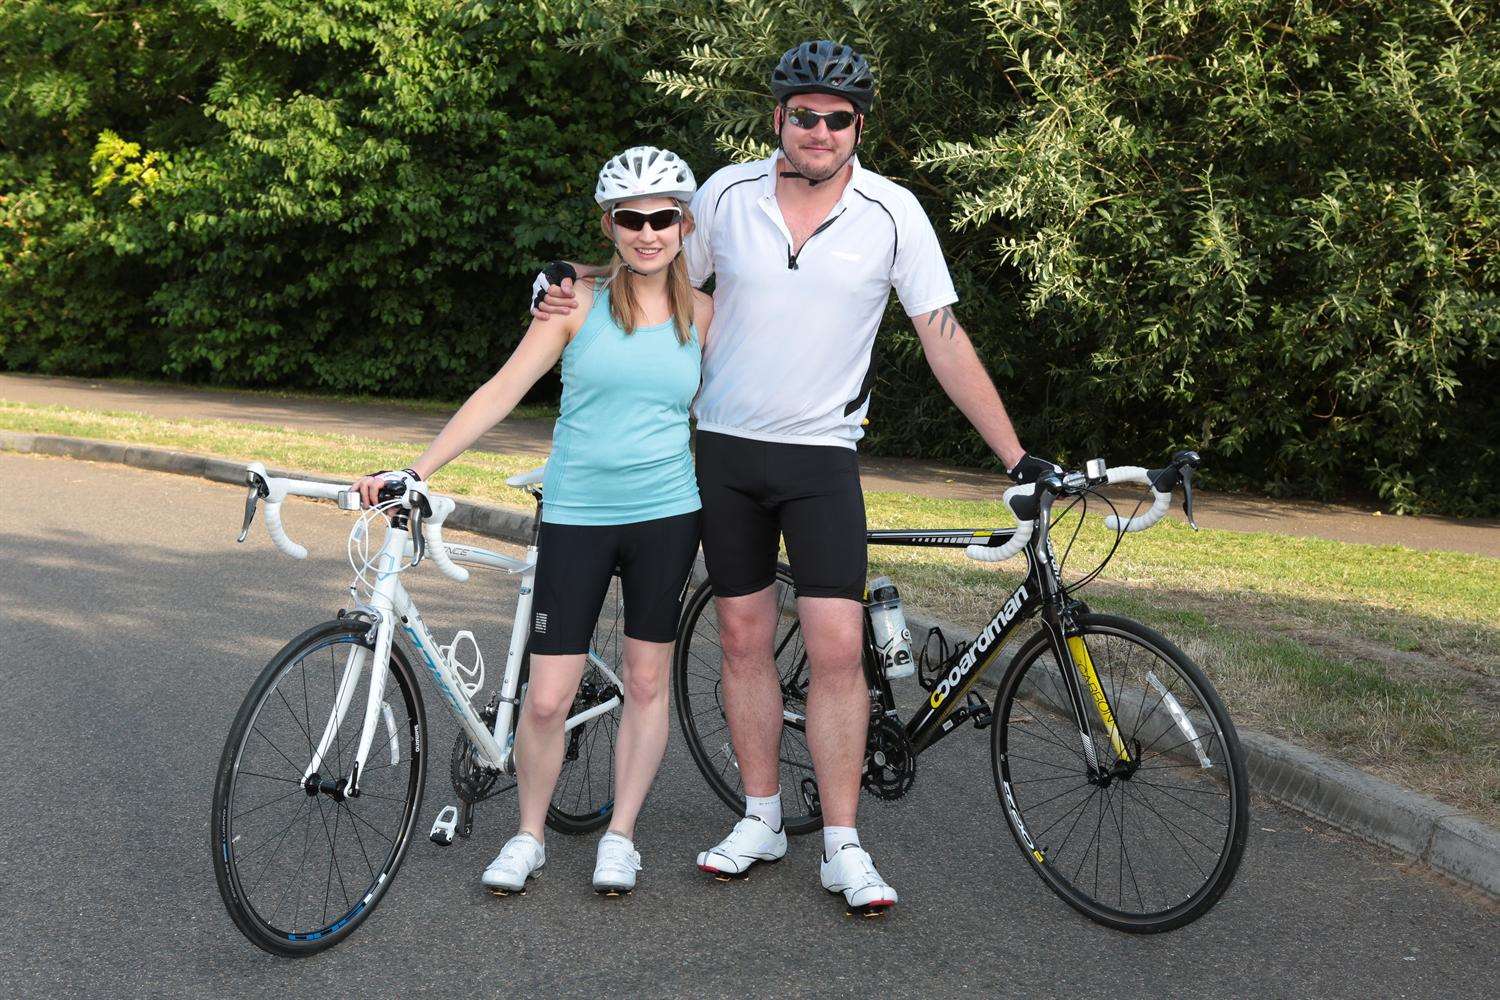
[354,146,710,895]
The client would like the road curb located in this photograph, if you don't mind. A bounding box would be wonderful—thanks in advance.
[8,430,1498,900]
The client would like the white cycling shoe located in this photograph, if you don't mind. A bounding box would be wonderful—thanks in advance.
[820,843,898,915]
[481,832,544,895]
[593,833,642,896]
[695,816,787,880]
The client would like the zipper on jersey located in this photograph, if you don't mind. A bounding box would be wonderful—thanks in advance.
[787,210,846,270]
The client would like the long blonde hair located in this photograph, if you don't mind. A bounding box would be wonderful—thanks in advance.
[603,203,697,346]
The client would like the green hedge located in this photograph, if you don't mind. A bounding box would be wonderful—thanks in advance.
[3,1,1497,513]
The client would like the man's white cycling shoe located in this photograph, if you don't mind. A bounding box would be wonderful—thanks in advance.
[481,833,544,895]
[696,816,787,880]
[820,843,898,916]
[593,834,642,896]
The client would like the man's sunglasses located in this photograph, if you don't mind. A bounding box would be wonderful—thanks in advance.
[610,207,683,232]
[784,107,858,132]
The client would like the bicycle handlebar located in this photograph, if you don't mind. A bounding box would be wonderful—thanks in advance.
[964,452,1200,564]
[238,462,469,582]
[1100,466,1172,533]
[421,496,470,583]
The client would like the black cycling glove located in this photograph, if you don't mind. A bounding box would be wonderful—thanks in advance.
[1006,452,1061,485]
[530,261,579,309]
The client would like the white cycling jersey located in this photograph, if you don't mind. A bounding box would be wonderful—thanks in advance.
[685,151,958,449]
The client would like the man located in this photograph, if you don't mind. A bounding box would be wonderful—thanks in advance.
[534,40,1055,914]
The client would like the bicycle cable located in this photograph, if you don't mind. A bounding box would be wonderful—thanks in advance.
[347,498,420,604]
[1059,488,1145,596]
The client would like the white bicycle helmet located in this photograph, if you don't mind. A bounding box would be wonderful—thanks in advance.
[594,146,697,210]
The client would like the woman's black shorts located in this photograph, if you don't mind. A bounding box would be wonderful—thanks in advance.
[528,510,701,655]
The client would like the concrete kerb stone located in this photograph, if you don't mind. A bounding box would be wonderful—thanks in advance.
[1430,815,1500,898]
[4,429,1497,899]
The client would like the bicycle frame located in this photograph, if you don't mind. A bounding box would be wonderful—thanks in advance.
[303,515,624,795]
[860,494,1121,769]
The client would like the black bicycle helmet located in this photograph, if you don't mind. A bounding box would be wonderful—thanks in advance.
[770,40,874,113]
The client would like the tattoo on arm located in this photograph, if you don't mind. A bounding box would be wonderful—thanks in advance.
[926,305,960,340]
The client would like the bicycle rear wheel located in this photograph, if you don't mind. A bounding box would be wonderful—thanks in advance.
[672,565,822,834]
[992,614,1248,932]
[212,618,425,956]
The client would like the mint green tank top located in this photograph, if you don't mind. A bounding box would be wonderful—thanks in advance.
[541,285,702,525]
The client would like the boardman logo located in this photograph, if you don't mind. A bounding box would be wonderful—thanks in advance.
[929,584,1029,710]
[534,612,549,634]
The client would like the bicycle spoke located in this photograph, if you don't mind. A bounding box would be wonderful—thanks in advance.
[232,786,305,822]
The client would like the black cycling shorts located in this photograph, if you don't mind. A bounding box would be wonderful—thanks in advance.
[528,511,701,655]
[695,430,867,602]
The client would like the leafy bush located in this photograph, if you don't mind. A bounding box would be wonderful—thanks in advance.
[3,0,1496,512]
[574,0,1500,513]
[3,1,645,395]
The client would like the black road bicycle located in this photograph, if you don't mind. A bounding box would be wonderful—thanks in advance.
[672,452,1248,932]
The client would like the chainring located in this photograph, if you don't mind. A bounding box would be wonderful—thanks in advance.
[449,698,511,804]
[861,715,916,801]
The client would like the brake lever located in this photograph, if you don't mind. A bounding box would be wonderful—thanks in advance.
[1180,465,1198,530]
[409,494,428,566]
[237,473,269,543]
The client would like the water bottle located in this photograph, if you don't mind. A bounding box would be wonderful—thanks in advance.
[867,576,915,679]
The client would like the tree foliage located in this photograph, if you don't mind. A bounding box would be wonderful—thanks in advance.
[2,0,645,394]
[3,1,1496,512]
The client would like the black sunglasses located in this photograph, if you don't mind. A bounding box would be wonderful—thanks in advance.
[610,207,683,232]
[785,106,858,132]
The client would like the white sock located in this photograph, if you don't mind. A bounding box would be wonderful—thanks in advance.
[600,830,633,849]
[823,826,860,861]
[744,792,782,831]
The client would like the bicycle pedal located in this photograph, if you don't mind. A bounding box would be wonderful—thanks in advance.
[429,805,460,846]
[966,693,993,730]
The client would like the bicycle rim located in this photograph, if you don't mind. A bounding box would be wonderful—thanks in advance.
[212,620,425,956]
[993,615,1248,932]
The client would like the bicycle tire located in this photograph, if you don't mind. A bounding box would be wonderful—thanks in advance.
[212,618,426,957]
[671,565,823,834]
[991,614,1248,932]
[544,569,624,834]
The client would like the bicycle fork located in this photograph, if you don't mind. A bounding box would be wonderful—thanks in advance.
[1042,612,1130,777]
[301,543,407,798]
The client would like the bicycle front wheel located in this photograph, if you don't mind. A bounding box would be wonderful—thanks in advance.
[672,566,822,834]
[992,614,1248,932]
[211,618,426,957]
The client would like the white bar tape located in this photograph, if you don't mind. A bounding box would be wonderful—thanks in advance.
[421,496,469,582]
[1102,466,1172,532]
[263,502,308,560]
[966,483,1036,563]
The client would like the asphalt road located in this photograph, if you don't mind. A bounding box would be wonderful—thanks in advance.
[1,453,1494,1000]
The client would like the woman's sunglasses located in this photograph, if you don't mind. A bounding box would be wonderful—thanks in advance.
[611,207,683,232]
[785,107,858,132]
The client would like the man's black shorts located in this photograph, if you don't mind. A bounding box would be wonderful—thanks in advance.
[528,511,701,655]
[695,430,866,602]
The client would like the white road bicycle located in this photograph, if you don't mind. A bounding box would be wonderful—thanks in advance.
[211,461,622,957]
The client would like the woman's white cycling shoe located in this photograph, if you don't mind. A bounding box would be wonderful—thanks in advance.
[695,816,787,880]
[593,833,642,895]
[481,833,545,895]
[820,844,898,916]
